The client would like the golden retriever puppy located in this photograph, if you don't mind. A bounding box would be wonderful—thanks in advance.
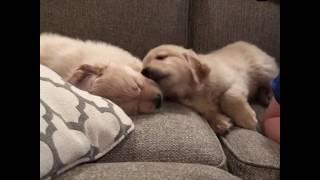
[40,33,163,115]
[142,42,279,135]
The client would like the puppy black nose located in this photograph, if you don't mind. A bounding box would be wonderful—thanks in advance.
[153,94,163,109]
[142,67,166,82]
[141,68,151,78]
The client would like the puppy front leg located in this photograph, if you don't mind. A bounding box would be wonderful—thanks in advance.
[220,85,258,130]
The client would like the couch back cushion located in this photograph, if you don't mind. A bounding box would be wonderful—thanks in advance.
[190,0,280,62]
[41,0,279,61]
[40,0,189,59]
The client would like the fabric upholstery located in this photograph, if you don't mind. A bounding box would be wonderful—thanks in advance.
[221,128,280,180]
[56,162,241,180]
[40,0,189,59]
[190,0,280,62]
[99,102,227,169]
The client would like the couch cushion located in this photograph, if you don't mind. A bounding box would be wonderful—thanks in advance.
[40,0,189,59]
[221,128,280,180]
[40,65,134,179]
[56,162,241,180]
[190,0,280,62]
[98,102,227,169]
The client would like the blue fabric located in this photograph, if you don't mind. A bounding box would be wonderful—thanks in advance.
[272,75,280,104]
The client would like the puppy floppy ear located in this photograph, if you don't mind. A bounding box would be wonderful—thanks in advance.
[66,64,104,90]
[183,50,210,84]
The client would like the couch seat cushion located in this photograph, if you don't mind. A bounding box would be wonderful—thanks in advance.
[99,102,227,169]
[221,128,280,180]
[56,162,241,180]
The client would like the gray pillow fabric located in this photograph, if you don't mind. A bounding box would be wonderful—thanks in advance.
[40,65,134,180]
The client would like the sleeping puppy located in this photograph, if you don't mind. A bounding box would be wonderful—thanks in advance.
[40,33,163,115]
[142,42,279,135]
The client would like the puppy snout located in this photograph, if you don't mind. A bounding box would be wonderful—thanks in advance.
[153,94,163,109]
[142,67,166,82]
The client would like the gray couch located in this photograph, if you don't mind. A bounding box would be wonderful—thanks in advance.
[40,0,280,179]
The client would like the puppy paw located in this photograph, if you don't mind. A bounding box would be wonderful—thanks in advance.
[238,109,258,130]
[246,117,258,130]
[213,118,233,135]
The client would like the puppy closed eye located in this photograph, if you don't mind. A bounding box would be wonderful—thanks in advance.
[155,55,167,60]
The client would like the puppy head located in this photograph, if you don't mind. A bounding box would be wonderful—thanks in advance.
[66,63,163,115]
[142,45,210,99]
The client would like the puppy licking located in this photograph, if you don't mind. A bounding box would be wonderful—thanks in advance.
[40,33,163,115]
[142,42,279,135]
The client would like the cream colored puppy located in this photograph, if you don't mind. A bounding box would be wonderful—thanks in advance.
[142,42,279,135]
[40,33,163,115]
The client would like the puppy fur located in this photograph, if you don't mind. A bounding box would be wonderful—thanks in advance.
[142,41,279,135]
[40,33,163,115]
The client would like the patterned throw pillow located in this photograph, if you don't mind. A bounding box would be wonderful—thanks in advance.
[40,65,134,180]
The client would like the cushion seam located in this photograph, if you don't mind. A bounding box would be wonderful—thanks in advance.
[221,137,279,170]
